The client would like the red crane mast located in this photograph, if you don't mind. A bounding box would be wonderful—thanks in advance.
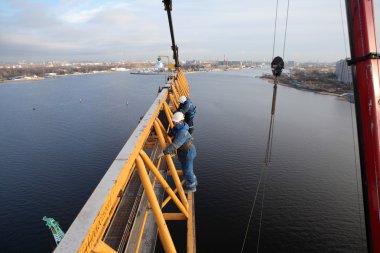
[346,1,380,252]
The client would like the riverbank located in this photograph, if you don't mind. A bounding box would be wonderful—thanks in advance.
[0,68,213,84]
[259,70,354,102]
[0,70,117,84]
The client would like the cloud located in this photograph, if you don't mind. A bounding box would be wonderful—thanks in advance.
[59,6,104,24]
[0,0,379,62]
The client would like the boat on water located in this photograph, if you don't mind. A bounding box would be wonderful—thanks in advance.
[130,69,173,75]
[131,57,174,75]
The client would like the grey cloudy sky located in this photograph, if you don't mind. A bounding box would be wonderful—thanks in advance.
[0,0,379,63]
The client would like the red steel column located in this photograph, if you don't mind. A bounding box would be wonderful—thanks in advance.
[346,1,380,252]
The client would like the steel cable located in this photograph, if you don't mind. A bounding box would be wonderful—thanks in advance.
[240,165,267,253]
[265,0,289,167]
[241,1,290,252]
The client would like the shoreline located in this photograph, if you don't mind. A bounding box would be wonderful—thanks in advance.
[0,70,115,84]
[0,70,354,103]
[259,76,354,102]
[0,69,213,84]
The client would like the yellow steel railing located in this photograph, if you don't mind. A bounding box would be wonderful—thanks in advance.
[55,69,194,253]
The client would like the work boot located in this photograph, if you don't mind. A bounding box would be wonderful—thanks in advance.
[184,185,196,193]
[190,176,198,187]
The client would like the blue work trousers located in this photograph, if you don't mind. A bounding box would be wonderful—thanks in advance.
[177,145,197,188]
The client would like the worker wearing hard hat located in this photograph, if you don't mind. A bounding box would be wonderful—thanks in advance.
[176,96,196,134]
[161,112,197,193]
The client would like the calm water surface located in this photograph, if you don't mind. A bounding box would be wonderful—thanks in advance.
[0,70,366,252]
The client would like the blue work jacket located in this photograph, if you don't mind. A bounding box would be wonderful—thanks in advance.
[164,122,193,155]
[177,99,196,119]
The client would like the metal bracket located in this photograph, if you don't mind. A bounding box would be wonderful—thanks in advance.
[347,52,380,66]
[160,86,171,91]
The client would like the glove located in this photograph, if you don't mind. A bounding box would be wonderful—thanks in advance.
[157,152,165,159]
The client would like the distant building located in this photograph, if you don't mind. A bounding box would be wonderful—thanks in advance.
[336,59,352,84]
[45,73,57,77]
[155,60,164,70]
[287,61,296,67]
[111,67,129,72]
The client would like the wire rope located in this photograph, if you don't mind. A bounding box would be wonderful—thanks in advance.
[339,0,365,251]
[272,0,279,60]
[256,172,268,253]
[264,113,276,166]
[265,0,289,166]
[282,0,290,59]
[241,1,290,252]
[240,166,267,253]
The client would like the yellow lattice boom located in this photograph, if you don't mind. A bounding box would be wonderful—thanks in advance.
[54,69,195,253]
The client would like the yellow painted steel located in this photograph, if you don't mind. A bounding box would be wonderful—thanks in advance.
[162,180,185,208]
[173,79,183,97]
[153,121,189,208]
[171,83,180,102]
[178,70,190,96]
[163,104,174,129]
[93,241,117,253]
[139,150,189,218]
[134,209,149,253]
[157,118,172,143]
[133,162,161,253]
[74,68,194,253]
[169,69,189,99]
[169,93,179,109]
[164,102,174,121]
[187,192,196,253]
[76,93,168,253]
[156,118,167,133]
[135,156,177,253]
[179,78,190,98]
[181,70,190,93]
[168,170,184,176]
[174,71,190,98]
[163,213,187,221]
[174,79,187,98]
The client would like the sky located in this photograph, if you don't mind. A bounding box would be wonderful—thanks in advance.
[0,0,379,63]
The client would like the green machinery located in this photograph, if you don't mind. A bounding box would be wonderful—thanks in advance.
[42,216,65,245]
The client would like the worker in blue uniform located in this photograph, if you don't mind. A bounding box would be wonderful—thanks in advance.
[160,112,197,193]
[176,95,196,134]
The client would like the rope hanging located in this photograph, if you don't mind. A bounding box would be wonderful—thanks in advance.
[339,0,365,251]
[241,2,290,253]
[264,57,284,166]
[264,0,289,167]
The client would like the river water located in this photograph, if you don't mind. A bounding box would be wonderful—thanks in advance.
[0,70,366,252]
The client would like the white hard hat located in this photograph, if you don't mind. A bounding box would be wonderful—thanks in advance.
[172,112,185,123]
[178,95,187,104]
